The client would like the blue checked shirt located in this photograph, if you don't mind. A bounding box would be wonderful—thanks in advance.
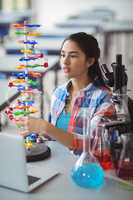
[49,80,115,138]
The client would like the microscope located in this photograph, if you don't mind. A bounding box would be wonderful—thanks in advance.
[101,54,132,130]
[100,54,133,179]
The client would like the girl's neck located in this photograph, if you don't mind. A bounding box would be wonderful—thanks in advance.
[65,78,92,113]
[71,77,92,93]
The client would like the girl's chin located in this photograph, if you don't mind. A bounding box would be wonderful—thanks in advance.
[64,73,71,78]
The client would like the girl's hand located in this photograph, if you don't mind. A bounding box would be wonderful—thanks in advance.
[26,117,42,133]
[19,117,48,137]
[18,117,40,136]
[20,129,29,137]
[22,117,46,135]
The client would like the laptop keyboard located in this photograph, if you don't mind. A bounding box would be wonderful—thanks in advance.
[28,175,40,185]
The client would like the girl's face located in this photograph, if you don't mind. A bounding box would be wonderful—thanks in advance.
[60,40,89,80]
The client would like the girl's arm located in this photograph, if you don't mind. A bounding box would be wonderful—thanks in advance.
[24,117,75,149]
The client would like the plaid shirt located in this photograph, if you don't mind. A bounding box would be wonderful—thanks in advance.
[49,80,115,150]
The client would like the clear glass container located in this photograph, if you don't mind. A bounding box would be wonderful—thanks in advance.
[114,133,133,190]
[116,133,133,180]
[71,108,105,189]
[93,126,113,170]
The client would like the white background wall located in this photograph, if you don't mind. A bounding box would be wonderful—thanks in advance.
[32,0,133,28]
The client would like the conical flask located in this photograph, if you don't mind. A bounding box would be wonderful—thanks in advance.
[93,126,113,170]
[117,133,133,180]
[113,133,133,190]
[71,108,104,189]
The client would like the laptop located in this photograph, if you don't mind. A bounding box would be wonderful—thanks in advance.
[0,133,60,192]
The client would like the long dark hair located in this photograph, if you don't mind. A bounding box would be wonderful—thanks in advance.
[61,32,105,87]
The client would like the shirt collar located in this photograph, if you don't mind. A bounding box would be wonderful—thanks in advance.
[65,79,94,93]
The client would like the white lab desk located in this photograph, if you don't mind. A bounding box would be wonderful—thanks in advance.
[4,38,64,55]
[39,26,96,38]
[0,140,133,200]
[55,18,104,32]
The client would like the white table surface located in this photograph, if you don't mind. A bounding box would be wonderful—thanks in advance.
[0,140,133,200]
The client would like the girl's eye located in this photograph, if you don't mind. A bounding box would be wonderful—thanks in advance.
[60,54,78,58]
[60,54,65,57]
[70,55,78,58]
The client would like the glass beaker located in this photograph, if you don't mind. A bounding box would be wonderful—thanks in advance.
[71,108,104,189]
[93,126,113,170]
[116,133,133,180]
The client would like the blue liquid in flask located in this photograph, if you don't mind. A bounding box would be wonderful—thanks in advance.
[71,162,104,189]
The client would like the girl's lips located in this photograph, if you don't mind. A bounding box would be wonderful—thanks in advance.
[63,67,70,73]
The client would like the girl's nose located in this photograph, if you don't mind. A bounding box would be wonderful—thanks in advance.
[63,56,70,64]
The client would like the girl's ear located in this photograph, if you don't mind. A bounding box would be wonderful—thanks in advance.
[87,57,95,66]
